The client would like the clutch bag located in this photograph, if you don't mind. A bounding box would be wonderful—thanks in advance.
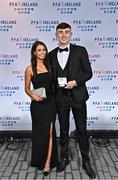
[32,87,46,98]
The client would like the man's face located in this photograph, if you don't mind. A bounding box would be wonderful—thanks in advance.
[56,28,72,46]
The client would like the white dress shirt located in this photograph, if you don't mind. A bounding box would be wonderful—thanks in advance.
[57,44,70,70]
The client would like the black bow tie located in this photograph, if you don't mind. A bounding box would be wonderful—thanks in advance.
[59,47,68,53]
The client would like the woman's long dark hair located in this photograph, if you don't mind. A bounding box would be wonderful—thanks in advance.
[31,41,50,78]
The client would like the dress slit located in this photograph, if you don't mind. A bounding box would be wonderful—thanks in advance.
[44,122,53,171]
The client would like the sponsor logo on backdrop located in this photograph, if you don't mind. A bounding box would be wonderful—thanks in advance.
[92,101,118,111]
[87,86,99,96]
[9,1,38,14]
[114,54,118,58]
[0,116,20,127]
[113,86,118,94]
[87,116,98,126]
[0,20,17,32]
[0,86,19,96]
[73,19,101,32]
[93,70,118,81]
[52,1,81,14]
[11,37,39,48]
[31,20,59,32]
[94,36,118,48]
[12,70,24,81]
[96,1,118,14]
[111,116,118,123]
[53,37,80,45]
[0,54,18,65]
[14,101,30,111]
[89,54,100,64]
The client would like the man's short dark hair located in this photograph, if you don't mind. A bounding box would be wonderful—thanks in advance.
[56,22,71,30]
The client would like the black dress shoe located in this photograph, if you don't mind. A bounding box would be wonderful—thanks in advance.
[82,162,96,179]
[57,159,69,172]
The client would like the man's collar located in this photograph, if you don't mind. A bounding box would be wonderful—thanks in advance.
[59,43,70,50]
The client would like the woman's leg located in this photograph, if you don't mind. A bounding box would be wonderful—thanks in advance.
[44,123,53,171]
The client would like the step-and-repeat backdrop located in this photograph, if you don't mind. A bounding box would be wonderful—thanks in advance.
[0,0,118,135]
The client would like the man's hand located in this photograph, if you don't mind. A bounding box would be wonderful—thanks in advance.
[64,80,77,89]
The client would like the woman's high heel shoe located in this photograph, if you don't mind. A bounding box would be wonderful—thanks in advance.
[43,170,50,176]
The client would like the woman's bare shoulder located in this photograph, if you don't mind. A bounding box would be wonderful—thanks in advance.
[25,65,32,72]
[25,65,33,75]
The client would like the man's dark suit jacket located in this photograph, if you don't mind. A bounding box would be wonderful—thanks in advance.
[49,43,93,104]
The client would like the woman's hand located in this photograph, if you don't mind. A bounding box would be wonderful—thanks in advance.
[31,93,44,101]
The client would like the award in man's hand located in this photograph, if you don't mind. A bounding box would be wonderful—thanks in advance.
[32,87,46,98]
[58,77,67,87]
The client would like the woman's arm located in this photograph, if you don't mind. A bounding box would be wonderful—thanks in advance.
[25,66,43,101]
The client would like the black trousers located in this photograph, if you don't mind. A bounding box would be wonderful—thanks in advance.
[56,94,90,163]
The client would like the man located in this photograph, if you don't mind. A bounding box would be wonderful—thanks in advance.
[49,22,96,179]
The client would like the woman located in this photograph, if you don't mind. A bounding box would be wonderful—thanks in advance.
[25,41,58,175]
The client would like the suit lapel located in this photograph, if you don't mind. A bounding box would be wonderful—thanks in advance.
[68,44,74,75]
[52,48,58,80]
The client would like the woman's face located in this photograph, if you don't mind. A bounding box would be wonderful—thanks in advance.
[34,44,46,60]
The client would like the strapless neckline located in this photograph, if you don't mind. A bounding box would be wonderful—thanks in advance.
[36,72,49,75]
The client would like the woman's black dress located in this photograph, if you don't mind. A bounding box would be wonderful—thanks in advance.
[30,72,58,170]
